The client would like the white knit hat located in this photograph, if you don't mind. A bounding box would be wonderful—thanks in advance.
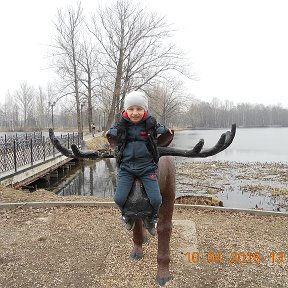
[123,91,148,111]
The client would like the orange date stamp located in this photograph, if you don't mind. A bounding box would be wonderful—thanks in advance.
[184,251,288,265]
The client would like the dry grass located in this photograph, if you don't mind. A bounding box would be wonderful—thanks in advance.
[86,135,110,150]
[0,186,113,203]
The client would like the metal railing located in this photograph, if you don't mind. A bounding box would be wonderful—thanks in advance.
[0,132,81,174]
[0,132,43,145]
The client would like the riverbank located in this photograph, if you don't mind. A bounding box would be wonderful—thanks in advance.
[175,160,288,212]
[1,159,287,210]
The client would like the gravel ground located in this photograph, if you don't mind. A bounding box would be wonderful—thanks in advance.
[0,205,287,288]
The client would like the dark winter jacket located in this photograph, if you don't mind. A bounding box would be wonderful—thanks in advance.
[107,112,168,170]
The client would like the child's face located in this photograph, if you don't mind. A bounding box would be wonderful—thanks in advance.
[126,106,145,124]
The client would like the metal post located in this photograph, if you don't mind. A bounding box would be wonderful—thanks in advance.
[13,140,17,172]
[52,105,54,129]
[81,104,83,132]
[80,101,86,134]
[43,136,46,161]
[30,138,33,166]
[48,101,56,129]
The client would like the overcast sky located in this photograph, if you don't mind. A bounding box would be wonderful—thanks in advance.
[1,0,288,108]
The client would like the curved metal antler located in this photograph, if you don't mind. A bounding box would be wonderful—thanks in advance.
[158,124,236,158]
[49,128,114,159]
[70,143,114,159]
[49,128,74,158]
[49,124,236,159]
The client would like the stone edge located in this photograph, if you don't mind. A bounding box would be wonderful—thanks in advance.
[0,201,288,217]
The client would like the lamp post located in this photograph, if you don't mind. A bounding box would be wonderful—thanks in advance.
[80,101,86,133]
[48,101,56,129]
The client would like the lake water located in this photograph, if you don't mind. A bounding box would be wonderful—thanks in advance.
[54,159,117,198]
[172,127,288,163]
[26,127,288,211]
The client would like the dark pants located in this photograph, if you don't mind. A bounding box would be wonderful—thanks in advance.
[114,165,162,212]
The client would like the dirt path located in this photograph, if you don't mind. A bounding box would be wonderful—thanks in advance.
[1,205,287,288]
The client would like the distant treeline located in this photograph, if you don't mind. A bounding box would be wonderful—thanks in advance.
[1,96,287,131]
[170,100,288,129]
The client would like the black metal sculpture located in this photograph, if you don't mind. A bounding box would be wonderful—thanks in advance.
[49,124,236,285]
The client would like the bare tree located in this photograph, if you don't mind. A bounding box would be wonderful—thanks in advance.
[14,82,35,128]
[34,86,47,129]
[89,0,191,129]
[148,80,184,126]
[0,95,20,131]
[77,39,102,132]
[0,92,14,130]
[51,3,85,132]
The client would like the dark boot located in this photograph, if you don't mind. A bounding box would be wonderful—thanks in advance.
[143,211,158,236]
[118,205,135,231]
[122,215,135,231]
